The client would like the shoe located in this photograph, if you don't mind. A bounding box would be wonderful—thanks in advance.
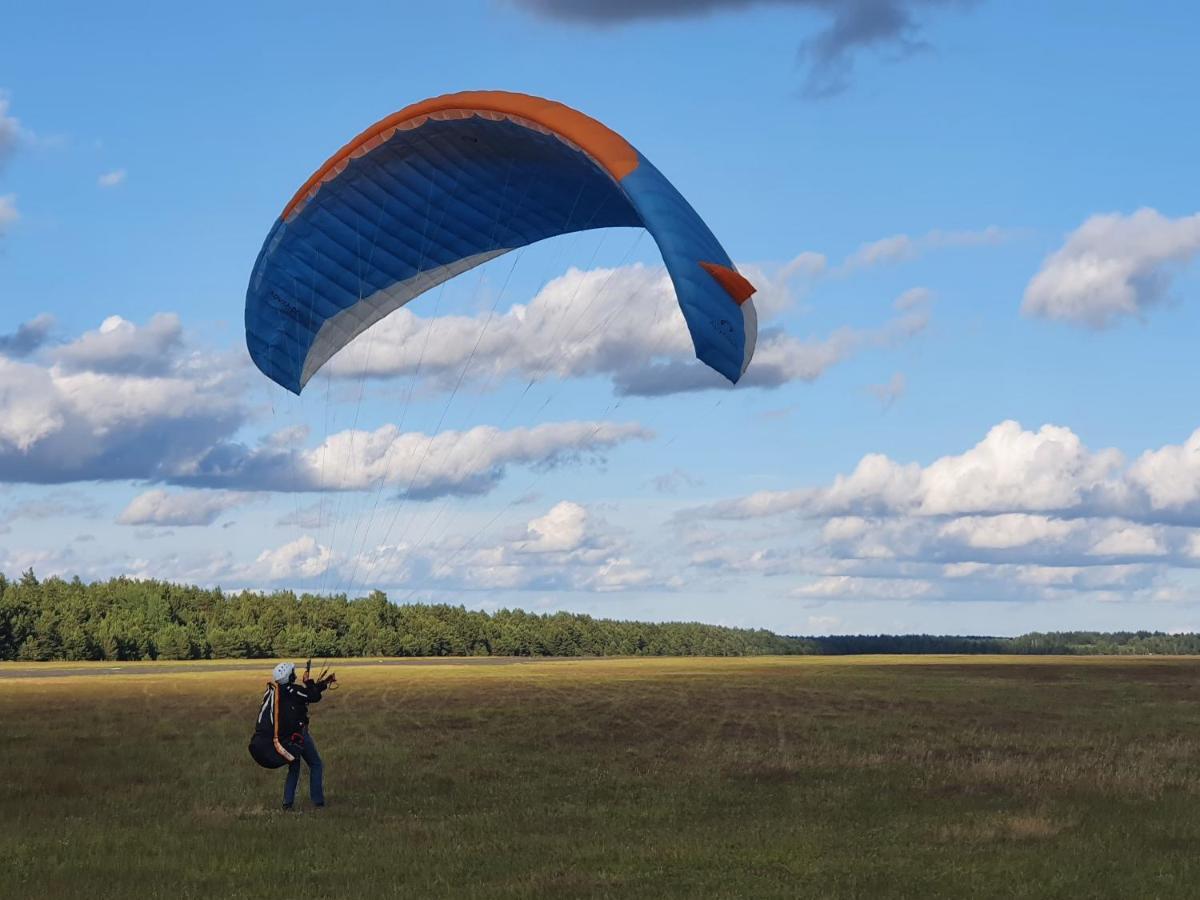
[282,803,294,811]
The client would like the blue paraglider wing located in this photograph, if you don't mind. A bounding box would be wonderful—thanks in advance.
[245,91,755,394]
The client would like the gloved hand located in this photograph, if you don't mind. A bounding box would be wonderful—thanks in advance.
[321,671,337,686]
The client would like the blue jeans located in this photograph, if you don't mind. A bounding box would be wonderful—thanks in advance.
[283,732,324,807]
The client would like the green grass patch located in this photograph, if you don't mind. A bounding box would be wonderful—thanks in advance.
[3,656,1199,898]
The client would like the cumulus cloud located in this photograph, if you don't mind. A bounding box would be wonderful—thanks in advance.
[240,500,666,593]
[1023,209,1200,328]
[684,419,1200,606]
[1128,430,1200,511]
[0,314,654,507]
[695,420,1137,522]
[511,0,976,97]
[1088,523,1166,558]
[53,314,183,376]
[433,499,662,592]
[117,489,252,527]
[98,169,126,189]
[0,314,247,483]
[242,535,335,582]
[0,314,54,358]
[819,514,1183,568]
[937,513,1078,550]
[521,500,591,552]
[178,420,651,499]
[326,263,924,397]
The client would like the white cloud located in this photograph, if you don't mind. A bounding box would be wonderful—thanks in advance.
[326,264,690,389]
[942,561,987,579]
[589,556,656,592]
[841,226,1011,273]
[243,535,334,581]
[1023,208,1200,328]
[1128,430,1200,512]
[179,420,651,499]
[0,314,248,483]
[98,169,126,188]
[682,420,1200,606]
[937,514,1078,550]
[778,251,828,282]
[939,561,1157,593]
[822,516,870,543]
[521,500,590,553]
[698,420,1131,522]
[248,500,669,594]
[118,489,251,527]
[688,540,798,576]
[0,315,653,508]
[793,576,935,600]
[618,288,930,397]
[54,313,183,376]
[1087,524,1166,558]
[0,357,64,451]
[915,422,1124,517]
[326,262,926,397]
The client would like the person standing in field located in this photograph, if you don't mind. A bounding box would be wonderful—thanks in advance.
[249,661,336,810]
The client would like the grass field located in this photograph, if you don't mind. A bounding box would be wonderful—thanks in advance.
[4,655,1200,899]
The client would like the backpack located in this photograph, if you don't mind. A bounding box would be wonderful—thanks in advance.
[248,681,301,769]
[248,732,301,769]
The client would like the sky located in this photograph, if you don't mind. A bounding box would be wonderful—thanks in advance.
[2,0,1200,636]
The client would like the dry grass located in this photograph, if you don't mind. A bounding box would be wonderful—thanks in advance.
[936,810,1074,844]
[3,655,1200,898]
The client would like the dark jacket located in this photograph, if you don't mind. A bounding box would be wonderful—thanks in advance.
[249,678,326,767]
[255,678,326,742]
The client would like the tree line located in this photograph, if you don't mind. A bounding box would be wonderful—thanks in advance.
[0,571,804,661]
[803,632,1200,655]
[3,570,1199,661]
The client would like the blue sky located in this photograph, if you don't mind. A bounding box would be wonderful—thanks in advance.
[2,0,1200,635]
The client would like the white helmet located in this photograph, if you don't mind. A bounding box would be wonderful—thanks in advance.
[272,662,296,684]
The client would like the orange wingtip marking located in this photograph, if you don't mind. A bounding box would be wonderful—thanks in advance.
[700,262,756,306]
[283,90,641,221]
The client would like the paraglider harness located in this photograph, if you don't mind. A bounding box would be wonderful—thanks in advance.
[248,659,337,770]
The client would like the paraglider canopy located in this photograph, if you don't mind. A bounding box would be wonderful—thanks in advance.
[245,90,756,394]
